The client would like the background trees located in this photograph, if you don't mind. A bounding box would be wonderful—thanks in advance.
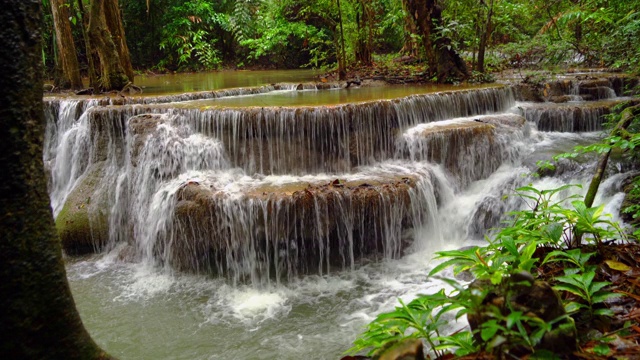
[43,0,640,85]
[48,0,133,91]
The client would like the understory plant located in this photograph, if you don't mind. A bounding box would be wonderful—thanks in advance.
[347,184,629,358]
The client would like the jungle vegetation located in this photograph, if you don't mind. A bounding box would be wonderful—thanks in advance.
[44,0,640,87]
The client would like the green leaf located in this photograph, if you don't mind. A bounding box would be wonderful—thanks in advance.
[554,283,586,298]
[480,320,500,341]
[564,301,586,313]
[593,343,610,356]
[594,308,615,317]
[591,291,621,304]
[589,281,611,294]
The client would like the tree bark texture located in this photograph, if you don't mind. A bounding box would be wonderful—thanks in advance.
[88,0,130,91]
[76,0,100,91]
[0,1,112,359]
[104,0,134,82]
[403,0,469,83]
[50,0,83,89]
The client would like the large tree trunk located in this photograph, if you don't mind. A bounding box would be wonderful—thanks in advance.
[0,1,112,359]
[355,0,373,66]
[88,0,130,91]
[50,0,83,89]
[104,0,134,82]
[404,0,469,83]
[76,0,100,91]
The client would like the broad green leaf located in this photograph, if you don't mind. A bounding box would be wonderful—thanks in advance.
[592,291,621,304]
[554,283,585,298]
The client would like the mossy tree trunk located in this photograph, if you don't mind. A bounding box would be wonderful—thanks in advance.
[76,0,100,91]
[404,0,470,83]
[88,0,130,91]
[51,0,84,89]
[0,1,113,359]
[104,0,134,82]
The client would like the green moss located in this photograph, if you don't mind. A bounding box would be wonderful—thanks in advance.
[55,162,110,255]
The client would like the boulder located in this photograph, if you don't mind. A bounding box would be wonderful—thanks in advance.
[166,174,423,277]
[55,162,110,255]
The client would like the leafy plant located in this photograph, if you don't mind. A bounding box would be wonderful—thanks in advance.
[348,185,627,358]
[543,249,620,317]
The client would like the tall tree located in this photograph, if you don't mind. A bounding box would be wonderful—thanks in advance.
[354,0,373,66]
[104,0,135,81]
[88,0,133,91]
[403,0,469,82]
[50,0,83,89]
[476,0,495,73]
[0,1,112,358]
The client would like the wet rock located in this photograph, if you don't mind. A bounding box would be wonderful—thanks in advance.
[169,175,421,276]
[372,339,424,360]
[549,95,573,103]
[543,80,574,98]
[127,113,167,166]
[468,196,505,238]
[579,86,616,100]
[55,163,110,255]
[512,83,544,102]
[508,72,639,102]
[467,273,576,355]
[401,114,527,187]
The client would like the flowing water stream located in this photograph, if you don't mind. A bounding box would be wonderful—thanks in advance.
[46,71,634,359]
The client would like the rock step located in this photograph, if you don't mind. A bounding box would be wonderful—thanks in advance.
[128,164,442,280]
[57,87,514,177]
[399,114,528,187]
[510,73,638,102]
[516,98,640,132]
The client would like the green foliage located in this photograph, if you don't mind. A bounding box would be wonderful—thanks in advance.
[347,289,472,358]
[41,0,640,74]
[549,102,640,237]
[348,185,628,357]
[543,249,620,316]
[554,269,620,317]
[159,0,229,70]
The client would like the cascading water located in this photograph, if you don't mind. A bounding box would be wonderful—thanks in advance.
[45,75,637,359]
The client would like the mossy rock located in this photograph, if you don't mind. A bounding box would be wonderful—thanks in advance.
[55,162,110,255]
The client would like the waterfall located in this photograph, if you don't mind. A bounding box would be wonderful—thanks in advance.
[44,79,633,285]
